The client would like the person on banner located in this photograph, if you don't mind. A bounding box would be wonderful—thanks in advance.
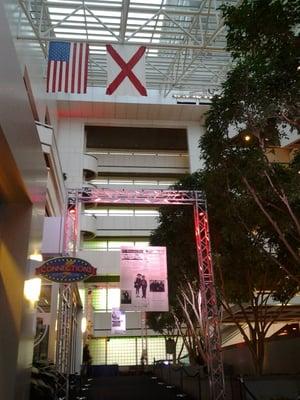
[141,275,147,299]
[134,274,142,297]
[121,290,131,304]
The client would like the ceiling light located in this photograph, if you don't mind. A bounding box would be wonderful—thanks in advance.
[29,253,43,262]
[81,317,87,333]
[24,278,41,303]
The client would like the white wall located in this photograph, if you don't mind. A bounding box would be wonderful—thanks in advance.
[94,152,189,175]
[77,251,120,275]
[0,3,48,400]
[58,117,205,186]
[81,215,157,237]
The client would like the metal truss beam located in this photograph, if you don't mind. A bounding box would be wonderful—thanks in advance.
[18,0,47,56]
[17,35,227,51]
[67,188,225,400]
[119,0,130,43]
[32,1,218,16]
[163,13,227,94]
[124,9,161,43]
[194,201,225,400]
[56,284,72,399]
[17,0,235,94]
[161,10,203,45]
[68,188,205,206]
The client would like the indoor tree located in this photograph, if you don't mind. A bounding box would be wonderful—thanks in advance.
[148,171,298,374]
[201,0,300,282]
[198,0,300,373]
[148,0,300,373]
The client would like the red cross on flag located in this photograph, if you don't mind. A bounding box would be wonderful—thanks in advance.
[106,45,147,97]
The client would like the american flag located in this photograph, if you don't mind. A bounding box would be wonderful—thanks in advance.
[47,41,89,93]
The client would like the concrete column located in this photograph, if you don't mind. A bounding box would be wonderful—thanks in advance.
[187,124,206,172]
[57,119,86,189]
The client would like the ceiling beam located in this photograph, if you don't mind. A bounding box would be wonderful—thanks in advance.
[42,1,216,16]
[119,0,130,43]
[17,35,228,51]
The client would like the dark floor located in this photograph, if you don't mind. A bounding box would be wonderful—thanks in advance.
[85,374,192,400]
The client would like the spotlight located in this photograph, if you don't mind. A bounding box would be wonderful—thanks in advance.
[24,278,41,303]
[244,135,251,142]
[29,253,43,262]
[81,317,87,333]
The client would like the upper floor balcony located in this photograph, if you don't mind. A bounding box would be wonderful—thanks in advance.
[86,150,189,176]
[36,122,66,216]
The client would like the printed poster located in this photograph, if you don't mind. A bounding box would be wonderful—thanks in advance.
[120,246,168,311]
[111,308,126,333]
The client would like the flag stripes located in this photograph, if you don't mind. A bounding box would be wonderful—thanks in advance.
[47,42,89,94]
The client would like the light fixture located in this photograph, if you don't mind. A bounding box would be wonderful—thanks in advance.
[29,253,43,262]
[81,317,87,333]
[172,89,220,102]
[244,134,251,142]
[24,278,41,303]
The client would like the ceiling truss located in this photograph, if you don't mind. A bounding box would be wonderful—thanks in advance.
[17,0,238,95]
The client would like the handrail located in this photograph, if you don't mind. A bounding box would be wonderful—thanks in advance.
[154,360,202,378]
[153,361,260,400]
[238,376,258,400]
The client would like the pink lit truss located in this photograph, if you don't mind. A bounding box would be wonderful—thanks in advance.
[67,188,225,400]
[69,187,205,206]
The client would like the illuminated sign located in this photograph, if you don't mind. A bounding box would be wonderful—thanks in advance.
[35,257,96,283]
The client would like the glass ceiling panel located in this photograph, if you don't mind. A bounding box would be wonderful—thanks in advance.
[19,0,239,95]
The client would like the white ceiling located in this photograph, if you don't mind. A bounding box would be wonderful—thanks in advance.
[57,100,210,121]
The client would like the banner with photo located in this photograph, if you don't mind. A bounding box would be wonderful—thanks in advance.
[111,308,126,333]
[120,246,168,311]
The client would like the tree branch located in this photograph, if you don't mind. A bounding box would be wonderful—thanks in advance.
[242,176,300,265]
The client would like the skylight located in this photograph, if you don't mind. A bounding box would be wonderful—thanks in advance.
[24,0,237,93]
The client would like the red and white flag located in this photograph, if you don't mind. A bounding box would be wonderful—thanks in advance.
[106,45,147,96]
[47,41,89,94]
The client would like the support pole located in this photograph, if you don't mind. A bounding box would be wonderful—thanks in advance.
[140,310,148,367]
[56,284,72,399]
[193,195,225,400]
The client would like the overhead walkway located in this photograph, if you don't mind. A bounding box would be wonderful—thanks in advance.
[87,374,193,400]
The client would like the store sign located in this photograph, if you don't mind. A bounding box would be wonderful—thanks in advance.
[35,257,96,283]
